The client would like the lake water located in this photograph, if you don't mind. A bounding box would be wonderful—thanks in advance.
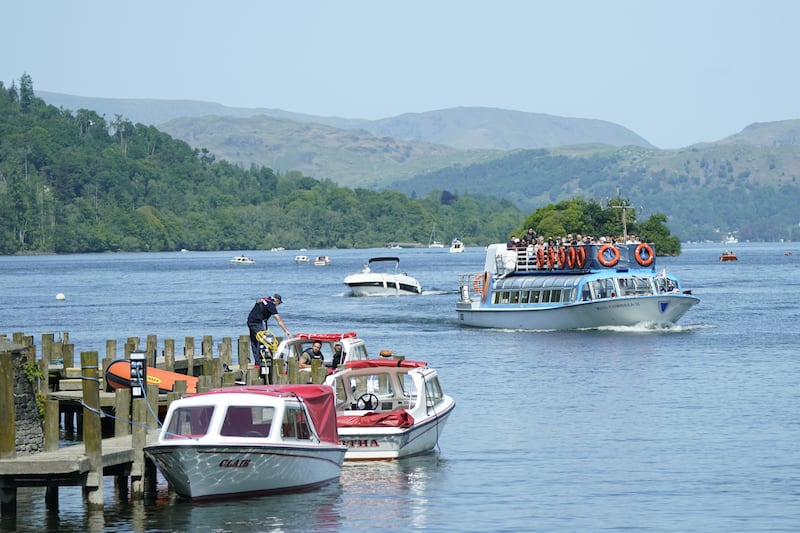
[1,243,799,532]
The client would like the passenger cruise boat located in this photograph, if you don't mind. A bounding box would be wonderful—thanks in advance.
[145,384,346,500]
[456,242,699,329]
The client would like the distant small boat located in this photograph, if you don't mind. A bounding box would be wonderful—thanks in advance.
[449,238,465,253]
[719,250,738,262]
[271,247,285,252]
[785,251,793,256]
[294,255,310,264]
[314,256,331,266]
[230,255,255,265]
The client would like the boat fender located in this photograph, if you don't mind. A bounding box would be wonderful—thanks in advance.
[575,246,588,268]
[634,243,655,267]
[597,244,620,267]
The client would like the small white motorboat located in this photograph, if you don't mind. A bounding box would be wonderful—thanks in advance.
[145,384,347,500]
[449,238,465,253]
[325,358,456,460]
[344,257,422,296]
[294,255,310,264]
[314,255,331,266]
[230,255,255,264]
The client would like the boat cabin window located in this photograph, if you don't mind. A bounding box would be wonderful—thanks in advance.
[345,342,368,362]
[220,406,275,438]
[281,405,312,440]
[424,376,444,409]
[164,406,214,439]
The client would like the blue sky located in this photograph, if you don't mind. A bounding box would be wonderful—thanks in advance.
[2,0,798,148]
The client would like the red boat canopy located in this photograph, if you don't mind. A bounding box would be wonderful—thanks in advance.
[295,332,357,341]
[343,359,427,370]
[199,384,341,445]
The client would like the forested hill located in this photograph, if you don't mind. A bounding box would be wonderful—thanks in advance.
[0,78,523,254]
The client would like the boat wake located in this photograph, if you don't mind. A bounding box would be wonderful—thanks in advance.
[591,322,711,334]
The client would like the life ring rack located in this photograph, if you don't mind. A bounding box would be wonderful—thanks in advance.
[597,244,621,267]
[634,243,655,267]
[472,272,491,302]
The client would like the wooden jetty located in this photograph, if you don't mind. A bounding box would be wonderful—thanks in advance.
[0,330,325,520]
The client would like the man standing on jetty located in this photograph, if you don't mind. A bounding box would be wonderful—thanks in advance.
[246,294,291,365]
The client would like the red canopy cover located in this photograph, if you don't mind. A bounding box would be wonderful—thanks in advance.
[337,409,415,428]
[200,384,341,444]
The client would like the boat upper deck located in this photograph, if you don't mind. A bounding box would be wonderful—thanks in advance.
[489,242,658,276]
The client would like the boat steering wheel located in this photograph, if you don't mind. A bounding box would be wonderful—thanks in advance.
[356,393,379,410]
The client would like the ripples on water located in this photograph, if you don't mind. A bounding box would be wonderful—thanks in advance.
[2,243,799,532]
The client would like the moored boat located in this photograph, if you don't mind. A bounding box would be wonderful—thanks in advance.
[324,358,455,460]
[344,257,422,296]
[456,242,699,329]
[105,358,198,394]
[314,255,331,266]
[144,384,346,500]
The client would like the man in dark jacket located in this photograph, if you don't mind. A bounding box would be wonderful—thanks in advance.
[246,294,291,364]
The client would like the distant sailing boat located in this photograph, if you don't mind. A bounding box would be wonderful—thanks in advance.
[428,225,444,248]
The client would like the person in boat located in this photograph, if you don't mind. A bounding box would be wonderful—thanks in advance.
[331,342,345,368]
[362,263,370,273]
[246,294,291,365]
[300,341,325,369]
[523,228,537,245]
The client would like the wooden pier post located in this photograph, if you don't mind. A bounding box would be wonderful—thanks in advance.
[184,337,195,376]
[44,399,60,509]
[164,339,175,371]
[146,335,157,366]
[80,351,104,511]
[202,335,213,360]
[131,398,146,499]
[238,335,250,371]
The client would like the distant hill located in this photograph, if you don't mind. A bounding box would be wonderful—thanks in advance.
[718,118,800,147]
[38,91,652,150]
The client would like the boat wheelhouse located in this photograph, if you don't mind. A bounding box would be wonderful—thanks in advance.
[456,242,699,330]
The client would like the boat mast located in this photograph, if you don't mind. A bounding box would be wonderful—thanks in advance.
[609,188,636,243]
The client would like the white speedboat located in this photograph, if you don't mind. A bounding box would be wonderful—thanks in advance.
[294,255,310,264]
[314,255,331,266]
[145,384,346,500]
[344,257,422,296]
[449,238,465,253]
[456,242,699,329]
[230,255,255,264]
[325,358,455,460]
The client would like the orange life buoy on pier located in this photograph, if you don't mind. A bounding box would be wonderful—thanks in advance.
[597,244,620,267]
[634,243,655,267]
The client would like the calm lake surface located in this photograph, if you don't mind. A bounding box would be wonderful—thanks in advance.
[1,242,798,532]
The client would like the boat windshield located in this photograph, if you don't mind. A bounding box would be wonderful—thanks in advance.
[220,405,275,438]
[164,405,214,439]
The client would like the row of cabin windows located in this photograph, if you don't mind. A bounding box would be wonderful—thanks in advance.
[491,277,664,305]
[493,287,576,305]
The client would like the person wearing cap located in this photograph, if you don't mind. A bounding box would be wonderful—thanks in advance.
[246,293,291,365]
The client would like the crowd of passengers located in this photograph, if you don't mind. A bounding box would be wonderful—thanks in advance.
[507,228,644,251]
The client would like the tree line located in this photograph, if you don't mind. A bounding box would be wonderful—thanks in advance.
[0,74,681,255]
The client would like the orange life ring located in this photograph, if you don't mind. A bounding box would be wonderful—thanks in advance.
[546,247,556,268]
[597,244,620,267]
[635,243,655,267]
[566,247,576,269]
[473,272,490,302]
[557,247,567,269]
[536,248,545,269]
[575,246,587,268]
